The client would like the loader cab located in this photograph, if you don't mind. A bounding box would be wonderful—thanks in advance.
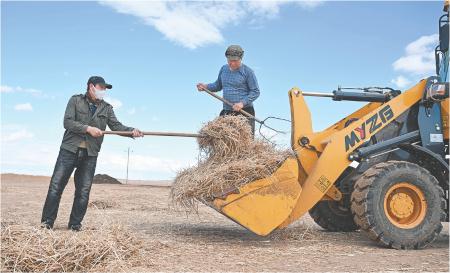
[435,8,449,142]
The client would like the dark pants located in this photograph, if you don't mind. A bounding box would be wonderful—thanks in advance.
[41,148,97,227]
[220,106,256,136]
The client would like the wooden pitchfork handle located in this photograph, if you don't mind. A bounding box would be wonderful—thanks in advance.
[202,89,263,124]
[102,131,204,138]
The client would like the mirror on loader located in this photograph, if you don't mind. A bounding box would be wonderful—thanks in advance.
[435,9,449,78]
[439,17,449,51]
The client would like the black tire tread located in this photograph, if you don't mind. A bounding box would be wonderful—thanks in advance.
[351,160,445,249]
[309,203,358,232]
[309,177,358,232]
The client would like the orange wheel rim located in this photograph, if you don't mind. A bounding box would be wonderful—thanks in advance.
[383,182,427,229]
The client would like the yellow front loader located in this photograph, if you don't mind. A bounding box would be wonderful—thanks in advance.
[207,5,449,249]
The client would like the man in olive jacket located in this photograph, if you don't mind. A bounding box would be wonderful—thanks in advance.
[41,76,143,231]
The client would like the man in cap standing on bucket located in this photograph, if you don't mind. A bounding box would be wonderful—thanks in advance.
[41,76,144,231]
[197,45,260,135]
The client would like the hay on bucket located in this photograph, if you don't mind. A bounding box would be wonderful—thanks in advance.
[196,115,254,160]
[170,115,291,212]
[1,222,149,272]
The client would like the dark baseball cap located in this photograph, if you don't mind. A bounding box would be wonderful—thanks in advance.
[87,76,112,89]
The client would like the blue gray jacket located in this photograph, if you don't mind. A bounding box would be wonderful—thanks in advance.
[207,64,260,110]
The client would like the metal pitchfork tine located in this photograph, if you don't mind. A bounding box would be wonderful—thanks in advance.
[201,88,287,134]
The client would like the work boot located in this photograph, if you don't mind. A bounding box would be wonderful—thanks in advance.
[68,224,82,232]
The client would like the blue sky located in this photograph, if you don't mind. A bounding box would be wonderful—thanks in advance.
[1,1,444,180]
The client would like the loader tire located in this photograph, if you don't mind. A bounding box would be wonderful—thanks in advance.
[351,161,445,249]
[309,179,358,232]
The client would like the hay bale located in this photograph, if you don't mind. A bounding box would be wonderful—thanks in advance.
[93,174,121,184]
[1,223,148,272]
[170,115,291,212]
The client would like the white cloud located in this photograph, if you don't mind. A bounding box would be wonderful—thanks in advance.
[100,1,322,49]
[391,34,439,89]
[0,85,55,99]
[246,1,285,18]
[99,1,241,49]
[1,125,55,175]
[0,86,13,93]
[393,34,439,76]
[14,103,33,112]
[0,85,42,95]
[391,75,411,89]
[296,1,323,9]
[1,136,58,174]
[2,129,34,142]
[104,96,123,109]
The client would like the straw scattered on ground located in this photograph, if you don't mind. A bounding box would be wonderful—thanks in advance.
[170,115,291,211]
[1,221,151,272]
[88,199,117,209]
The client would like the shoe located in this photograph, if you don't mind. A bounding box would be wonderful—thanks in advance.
[68,224,82,231]
[40,221,53,229]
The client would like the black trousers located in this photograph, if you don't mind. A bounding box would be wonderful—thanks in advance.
[220,106,255,136]
[41,148,97,227]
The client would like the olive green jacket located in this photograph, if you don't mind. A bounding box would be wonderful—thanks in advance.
[61,93,134,156]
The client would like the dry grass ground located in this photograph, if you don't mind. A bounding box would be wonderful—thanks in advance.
[1,173,449,272]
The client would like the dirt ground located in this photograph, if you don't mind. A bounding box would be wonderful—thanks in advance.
[1,174,449,272]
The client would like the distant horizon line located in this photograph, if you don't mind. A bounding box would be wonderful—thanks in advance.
[0,172,173,184]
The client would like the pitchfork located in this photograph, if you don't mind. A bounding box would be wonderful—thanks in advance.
[200,88,289,135]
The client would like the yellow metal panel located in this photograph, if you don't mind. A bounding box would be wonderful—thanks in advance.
[289,88,319,177]
[311,102,383,151]
[441,98,449,140]
[212,158,301,236]
[289,87,313,146]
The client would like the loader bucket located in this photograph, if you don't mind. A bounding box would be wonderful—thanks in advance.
[207,157,302,236]
[202,88,316,236]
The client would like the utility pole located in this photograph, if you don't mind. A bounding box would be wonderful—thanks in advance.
[125,147,133,184]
